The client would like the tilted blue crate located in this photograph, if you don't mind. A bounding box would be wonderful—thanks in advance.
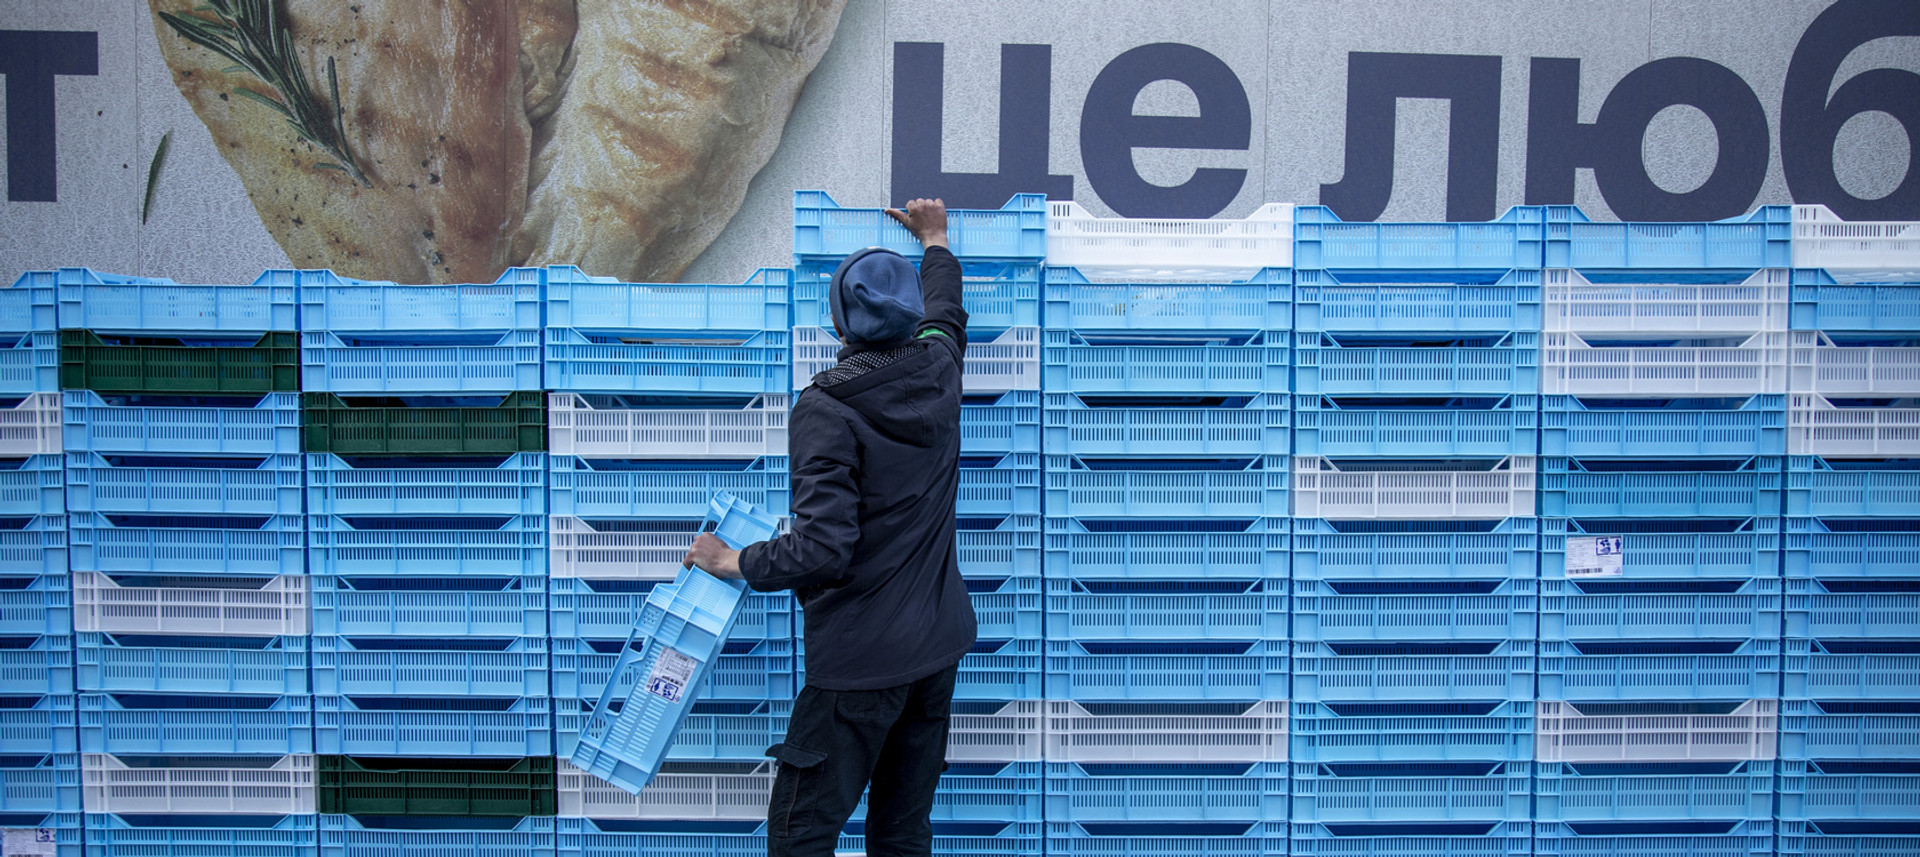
[1043,761,1286,822]
[0,455,62,516]
[1291,518,1537,581]
[1785,578,1920,638]
[306,514,546,576]
[1290,700,1535,763]
[1779,699,1920,760]
[1044,639,1286,701]
[1044,577,1285,640]
[1791,277,1920,332]
[799,260,1039,331]
[793,190,1046,263]
[1535,760,1775,821]
[65,452,301,516]
[1045,517,1289,580]
[0,571,70,636]
[1541,205,1791,271]
[1293,821,1533,857]
[1043,266,1291,332]
[1777,758,1920,820]
[959,515,1042,579]
[63,390,303,455]
[79,693,311,755]
[0,753,78,814]
[55,268,296,332]
[1541,577,1784,641]
[1295,268,1541,333]
[0,695,76,755]
[1789,456,1920,517]
[1539,639,1782,700]
[550,578,792,641]
[1541,456,1785,518]
[311,634,547,696]
[321,815,554,857]
[1294,205,1545,273]
[306,452,546,516]
[963,390,1042,455]
[1045,394,1289,457]
[1784,517,1920,578]
[1541,395,1786,458]
[0,634,73,695]
[311,574,548,637]
[1291,761,1534,822]
[76,632,304,695]
[1292,577,1538,642]
[87,813,317,857]
[1043,330,1288,395]
[1292,640,1537,702]
[552,636,798,702]
[313,694,551,757]
[1047,820,1285,857]
[68,513,305,576]
[1786,638,1920,700]
[1044,455,1288,518]
[1542,517,1783,580]
[545,328,789,395]
[549,456,790,518]
[1294,331,1538,396]
[1295,395,1535,457]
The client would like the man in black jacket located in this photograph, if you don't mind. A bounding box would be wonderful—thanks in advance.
[683,197,979,857]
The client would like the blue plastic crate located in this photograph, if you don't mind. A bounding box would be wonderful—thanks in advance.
[70,513,305,575]
[306,514,546,576]
[311,635,546,696]
[545,266,787,331]
[556,698,793,761]
[0,753,77,813]
[79,693,312,755]
[64,391,303,455]
[1294,331,1539,396]
[1778,759,1920,820]
[0,634,70,696]
[306,452,545,516]
[853,761,1044,823]
[312,574,547,637]
[1045,394,1289,457]
[1044,577,1285,640]
[56,269,296,332]
[1541,577,1784,641]
[1045,517,1289,580]
[0,695,76,754]
[0,455,61,516]
[303,329,543,393]
[297,270,541,331]
[1778,819,1920,857]
[1791,278,1920,331]
[1043,330,1288,395]
[0,572,69,637]
[1780,699,1920,761]
[1542,205,1791,270]
[0,515,65,577]
[963,390,1042,455]
[547,328,789,396]
[1044,455,1288,518]
[1539,638,1782,700]
[554,819,1042,857]
[0,331,59,394]
[313,694,551,756]
[1295,395,1535,457]
[1292,761,1534,822]
[1293,821,1533,857]
[958,639,1043,701]
[1541,395,1786,458]
[1542,517,1783,580]
[1043,266,1291,332]
[86,813,317,857]
[1295,268,1542,333]
[1789,457,1920,517]
[1785,517,1920,578]
[970,575,1044,640]
[1042,761,1285,822]
[800,260,1039,331]
[552,635,797,702]
[1291,518,1537,580]
[549,456,790,518]
[1044,640,1285,701]
[550,577,792,641]
[76,632,304,695]
[1786,638,1920,699]
[959,453,1041,517]
[1535,760,1775,821]
[793,190,1047,263]
[1292,640,1537,702]
[1,272,58,331]
[1292,578,1538,642]
[958,515,1042,579]
[1290,700,1534,763]
[321,814,555,857]
[1534,819,1777,857]
[1294,205,1546,272]
[0,812,77,857]
[1541,456,1785,518]
[65,452,302,516]
[1785,578,1920,638]
[1047,820,1285,857]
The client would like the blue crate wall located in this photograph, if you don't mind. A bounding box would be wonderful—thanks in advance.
[321,814,555,857]
[545,267,790,397]
[1540,206,1792,272]
[86,814,318,857]
[1293,207,1547,273]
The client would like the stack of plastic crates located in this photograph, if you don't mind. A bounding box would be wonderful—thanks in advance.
[296,269,556,856]
[1779,232,1920,856]
[1534,209,1797,857]
[1040,202,1292,857]
[1285,209,1545,857]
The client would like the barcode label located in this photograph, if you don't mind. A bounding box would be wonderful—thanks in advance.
[1565,536,1624,577]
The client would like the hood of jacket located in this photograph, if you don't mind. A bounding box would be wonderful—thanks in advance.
[811,340,953,447]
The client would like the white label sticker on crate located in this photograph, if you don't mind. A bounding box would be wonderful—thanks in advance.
[3,828,56,857]
[1565,536,1625,577]
[645,647,698,702]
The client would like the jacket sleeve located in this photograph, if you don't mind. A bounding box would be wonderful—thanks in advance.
[736,398,860,593]
[915,245,969,359]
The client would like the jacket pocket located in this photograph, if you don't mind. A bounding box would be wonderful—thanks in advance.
[766,742,828,838]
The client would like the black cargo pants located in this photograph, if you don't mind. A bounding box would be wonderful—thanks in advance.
[764,663,958,857]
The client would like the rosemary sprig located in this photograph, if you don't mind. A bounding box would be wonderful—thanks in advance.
[158,0,370,186]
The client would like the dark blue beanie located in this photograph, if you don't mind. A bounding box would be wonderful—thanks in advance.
[829,247,923,346]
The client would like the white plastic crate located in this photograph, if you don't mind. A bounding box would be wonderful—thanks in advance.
[793,326,1039,393]
[549,516,699,580]
[1043,700,1289,763]
[81,753,316,814]
[1045,200,1295,280]
[1790,330,1920,396]
[1535,700,1778,763]
[1789,394,1920,457]
[559,759,771,820]
[1542,331,1789,396]
[1292,456,1536,520]
[950,700,1043,762]
[0,392,61,455]
[1543,268,1790,334]
[72,571,309,636]
[546,393,789,459]
[1791,204,1920,283]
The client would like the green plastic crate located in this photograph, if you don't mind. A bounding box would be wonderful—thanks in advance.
[301,392,547,454]
[315,755,558,816]
[60,329,299,393]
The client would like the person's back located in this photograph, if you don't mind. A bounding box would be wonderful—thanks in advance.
[683,198,977,857]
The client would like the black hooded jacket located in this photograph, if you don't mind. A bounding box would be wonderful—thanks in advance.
[738,246,978,691]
